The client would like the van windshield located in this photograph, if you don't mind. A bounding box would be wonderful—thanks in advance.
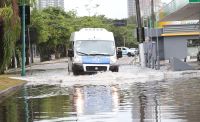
[75,40,115,56]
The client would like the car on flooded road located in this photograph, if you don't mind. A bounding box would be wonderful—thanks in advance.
[117,47,135,57]
[129,48,139,55]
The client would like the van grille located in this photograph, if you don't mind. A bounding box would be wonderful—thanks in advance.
[86,66,107,72]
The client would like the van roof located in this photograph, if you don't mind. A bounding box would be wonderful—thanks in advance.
[79,28,108,32]
[70,28,114,41]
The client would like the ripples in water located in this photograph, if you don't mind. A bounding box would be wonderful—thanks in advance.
[1,78,200,122]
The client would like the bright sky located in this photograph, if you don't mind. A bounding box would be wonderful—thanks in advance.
[64,0,172,19]
[64,0,127,19]
[162,0,172,4]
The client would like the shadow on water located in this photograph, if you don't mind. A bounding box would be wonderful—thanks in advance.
[1,78,200,121]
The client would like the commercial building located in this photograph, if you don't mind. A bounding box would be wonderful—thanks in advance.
[153,0,200,60]
[138,0,200,70]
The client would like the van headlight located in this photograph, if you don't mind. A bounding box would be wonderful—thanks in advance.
[110,56,117,64]
[74,56,82,63]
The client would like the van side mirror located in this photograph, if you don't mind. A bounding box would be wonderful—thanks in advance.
[68,49,74,57]
[117,50,122,59]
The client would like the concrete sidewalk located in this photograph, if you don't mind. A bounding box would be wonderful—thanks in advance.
[5,58,68,75]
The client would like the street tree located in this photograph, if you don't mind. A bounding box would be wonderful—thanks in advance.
[0,0,20,73]
[30,7,76,61]
[0,0,36,73]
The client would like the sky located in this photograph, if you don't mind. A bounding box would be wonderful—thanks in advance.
[64,0,172,19]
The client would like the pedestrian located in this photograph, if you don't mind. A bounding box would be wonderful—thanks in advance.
[117,48,122,59]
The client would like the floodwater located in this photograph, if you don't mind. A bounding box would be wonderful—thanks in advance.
[1,58,200,122]
[1,76,200,122]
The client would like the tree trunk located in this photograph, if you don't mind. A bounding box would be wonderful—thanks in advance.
[30,43,34,63]
[65,45,67,57]
[39,43,51,62]
[26,45,30,65]
[55,47,60,59]
[11,0,19,18]
[11,52,15,68]
[0,17,4,73]
[16,51,21,67]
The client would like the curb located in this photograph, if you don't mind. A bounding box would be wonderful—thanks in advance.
[0,81,27,103]
[164,70,200,80]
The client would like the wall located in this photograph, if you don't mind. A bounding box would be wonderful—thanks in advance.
[163,36,199,60]
[152,37,165,60]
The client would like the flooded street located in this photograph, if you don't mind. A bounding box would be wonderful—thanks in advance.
[1,58,200,122]
[1,78,200,122]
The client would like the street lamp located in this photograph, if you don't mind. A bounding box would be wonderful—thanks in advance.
[21,0,26,76]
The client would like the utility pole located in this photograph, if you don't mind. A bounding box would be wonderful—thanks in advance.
[151,0,160,69]
[151,0,155,28]
[135,0,144,43]
[21,0,26,76]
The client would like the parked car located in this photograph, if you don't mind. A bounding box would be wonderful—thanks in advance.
[130,48,139,55]
[117,47,134,57]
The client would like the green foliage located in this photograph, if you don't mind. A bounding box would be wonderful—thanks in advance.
[0,0,36,7]
[0,6,20,72]
[30,9,50,44]
[31,7,76,46]
[0,0,37,73]
[0,0,10,7]
[74,16,112,30]
[126,24,138,47]
[30,7,77,60]
[127,16,137,24]
[18,0,36,6]
[110,23,138,47]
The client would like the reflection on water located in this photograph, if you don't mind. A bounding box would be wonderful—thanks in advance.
[1,78,200,122]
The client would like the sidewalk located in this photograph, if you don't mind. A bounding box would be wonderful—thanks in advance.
[5,58,68,75]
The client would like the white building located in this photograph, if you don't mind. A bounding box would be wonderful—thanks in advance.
[127,0,136,17]
[37,0,64,9]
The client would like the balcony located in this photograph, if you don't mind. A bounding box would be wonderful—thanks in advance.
[159,0,200,21]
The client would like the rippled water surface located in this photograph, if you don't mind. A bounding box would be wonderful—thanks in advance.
[1,77,200,122]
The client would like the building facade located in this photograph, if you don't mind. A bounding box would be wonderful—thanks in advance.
[37,0,64,9]
[127,0,162,18]
[127,0,136,17]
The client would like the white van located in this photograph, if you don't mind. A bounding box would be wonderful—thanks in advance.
[68,28,121,75]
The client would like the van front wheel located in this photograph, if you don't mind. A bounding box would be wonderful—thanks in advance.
[73,69,80,76]
[111,66,119,72]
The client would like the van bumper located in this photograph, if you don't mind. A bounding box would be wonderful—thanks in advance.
[73,63,119,72]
